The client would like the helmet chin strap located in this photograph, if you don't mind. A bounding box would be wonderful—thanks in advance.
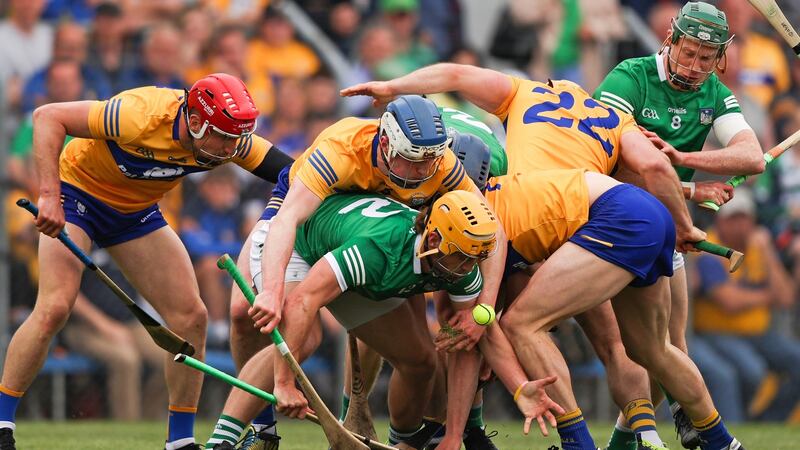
[379,145,423,189]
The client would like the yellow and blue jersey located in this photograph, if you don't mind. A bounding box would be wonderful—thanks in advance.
[493,77,639,176]
[60,86,273,213]
[287,117,476,209]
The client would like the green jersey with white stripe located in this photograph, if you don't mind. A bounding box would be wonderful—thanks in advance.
[439,106,508,177]
[294,193,483,301]
[594,54,742,181]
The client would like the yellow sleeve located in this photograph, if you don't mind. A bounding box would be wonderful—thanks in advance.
[617,111,639,136]
[86,90,148,144]
[438,150,478,194]
[491,76,522,122]
[294,140,356,200]
[233,135,271,171]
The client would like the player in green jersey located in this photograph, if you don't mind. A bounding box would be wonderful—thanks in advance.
[439,106,507,177]
[204,191,563,449]
[594,3,763,450]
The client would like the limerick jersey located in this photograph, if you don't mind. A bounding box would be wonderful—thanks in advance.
[439,106,508,177]
[594,54,743,181]
[60,87,273,213]
[288,117,476,209]
[484,170,589,263]
[293,193,483,302]
[493,76,639,176]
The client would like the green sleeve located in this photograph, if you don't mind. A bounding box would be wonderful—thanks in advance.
[447,267,483,303]
[714,81,742,118]
[10,117,34,157]
[593,63,643,116]
[323,238,387,292]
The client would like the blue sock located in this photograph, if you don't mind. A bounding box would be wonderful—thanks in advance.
[693,410,733,450]
[167,406,197,444]
[0,386,23,429]
[556,409,596,450]
[253,405,277,434]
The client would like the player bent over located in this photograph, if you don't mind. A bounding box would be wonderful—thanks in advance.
[0,74,293,450]
[204,191,562,449]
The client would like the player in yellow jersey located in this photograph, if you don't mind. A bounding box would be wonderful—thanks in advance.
[0,73,293,450]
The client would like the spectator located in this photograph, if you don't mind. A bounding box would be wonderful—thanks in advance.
[247,7,321,80]
[179,6,216,76]
[374,0,437,79]
[42,0,96,25]
[118,22,184,91]
[693,188,800,421]
[87,2,133,94]
[9,60,85,197]
[180,166,244,349]
[62,250,168,420]
[21,21,111,113]
[259,77,309,157]
[343,22,399,115]
[326,1,362,57]
[418,0,463,59]
[306,70,340,117]
[0,0,53,112]
[206,0,268,28]
[647,1,681,42]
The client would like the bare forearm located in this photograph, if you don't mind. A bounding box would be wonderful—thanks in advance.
[476,229,507,308]
[273,298,316,385]
[679,141,764,176]
[479,323,528,394]
[386,63,463,97]
[642,169,693,233]
[33,108,69,196]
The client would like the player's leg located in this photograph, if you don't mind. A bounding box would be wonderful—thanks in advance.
[0,224,90,442]
[611,281,742,450]
[502,242,637,450]
[108,226,207,450]
[340,334,384,422]
[576,302,662,450]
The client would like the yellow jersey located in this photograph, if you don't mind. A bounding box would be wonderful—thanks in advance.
[485,170,589,263]
[493,77,638,175]
[60,87,272,213]
[289,117,476,208]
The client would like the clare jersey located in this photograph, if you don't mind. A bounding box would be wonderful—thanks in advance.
[439,106,507,177]
[289,117,476,209]
[493,77,638,176]
[594,54,743,181]
[484,170,589,263]
[294,193,483,302]
[60,87,273,213]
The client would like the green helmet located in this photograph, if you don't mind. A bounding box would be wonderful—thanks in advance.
[671,2,731,47]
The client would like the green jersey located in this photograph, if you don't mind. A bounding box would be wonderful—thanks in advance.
[294,193,483,302]
[439,106,508,177]
[594,54,742,181]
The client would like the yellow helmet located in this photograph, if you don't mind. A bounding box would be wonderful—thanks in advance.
[418,191,498,260]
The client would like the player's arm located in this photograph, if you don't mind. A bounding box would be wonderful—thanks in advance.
[272,256,344,419]
[340,63,513,113]
[619,130,706,251]
[235,135,295,183]
[32,100,102,237]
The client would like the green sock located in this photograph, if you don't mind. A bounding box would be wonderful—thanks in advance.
[339,394,350,421]
[466,403,485,430]
[606,425,636,450]
[205,414,245,449]
[660,383,678,408]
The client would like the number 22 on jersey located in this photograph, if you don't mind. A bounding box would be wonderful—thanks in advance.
[522,86,620,157]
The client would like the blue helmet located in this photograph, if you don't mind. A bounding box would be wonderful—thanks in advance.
[451,132,491,191]
[380,95,449,187]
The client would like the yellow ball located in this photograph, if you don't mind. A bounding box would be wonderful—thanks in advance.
[472,303,496,326]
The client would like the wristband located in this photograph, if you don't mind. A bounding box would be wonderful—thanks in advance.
[514,381,530,401]
[681,181,696,199]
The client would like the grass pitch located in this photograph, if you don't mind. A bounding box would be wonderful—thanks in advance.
[12,420,800,449]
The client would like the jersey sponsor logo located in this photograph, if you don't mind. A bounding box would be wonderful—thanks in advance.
[117,164,186,180]
[668,107,686,115]
[642,108,660,120]
[699,108,714,125]
[337,197,412,218]
[76,201,87,216]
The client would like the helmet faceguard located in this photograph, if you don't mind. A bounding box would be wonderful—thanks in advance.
[417,191,497,282]
[379,95,449,189]
[662,2,733,91]
[450,131,491,191]
[185,73,259,166]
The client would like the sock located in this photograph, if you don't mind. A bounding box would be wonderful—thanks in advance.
[692,410,733,450]
[424,418,445,445]
[660,384,679,412]
[0,386,23,430]
[339,393,350,422]
[623,399,663,446]
[556,409,596,450]
[466,403,485,430]
[167,405,196,447]
[388,423,422,445]
[205,414,245,449]
[253,405,277,434]
[606,416,636,450]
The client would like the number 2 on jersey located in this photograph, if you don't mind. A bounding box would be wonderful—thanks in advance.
[522,86,620,157]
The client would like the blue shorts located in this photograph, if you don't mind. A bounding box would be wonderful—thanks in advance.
[503,242,532,279]
[568,184,675,287]
[61,182,168,248]
[259,164,292,221]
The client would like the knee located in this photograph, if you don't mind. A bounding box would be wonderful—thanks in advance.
[622,341,664,369]
[163,298,208,334]
[193,257,218,279]
[394,347,437,381]
[230,294,253,330]
[32,297,73,336]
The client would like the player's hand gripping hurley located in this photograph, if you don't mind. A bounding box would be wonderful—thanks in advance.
[17,198,195,356]
[218,254,393,450]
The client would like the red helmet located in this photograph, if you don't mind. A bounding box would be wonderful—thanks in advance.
[186,73,258,140]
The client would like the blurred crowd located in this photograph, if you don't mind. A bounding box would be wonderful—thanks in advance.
[3,0,800,424]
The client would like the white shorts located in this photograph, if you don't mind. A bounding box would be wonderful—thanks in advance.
[249,220,405,330]
[672,250,685,271]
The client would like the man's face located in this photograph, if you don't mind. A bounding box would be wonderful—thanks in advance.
[669,35,721,87]
[716,213,755,244]
[379,136,441,184]
[189,113,244,165]
[47,63,83,103]
[54,25,88,62]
